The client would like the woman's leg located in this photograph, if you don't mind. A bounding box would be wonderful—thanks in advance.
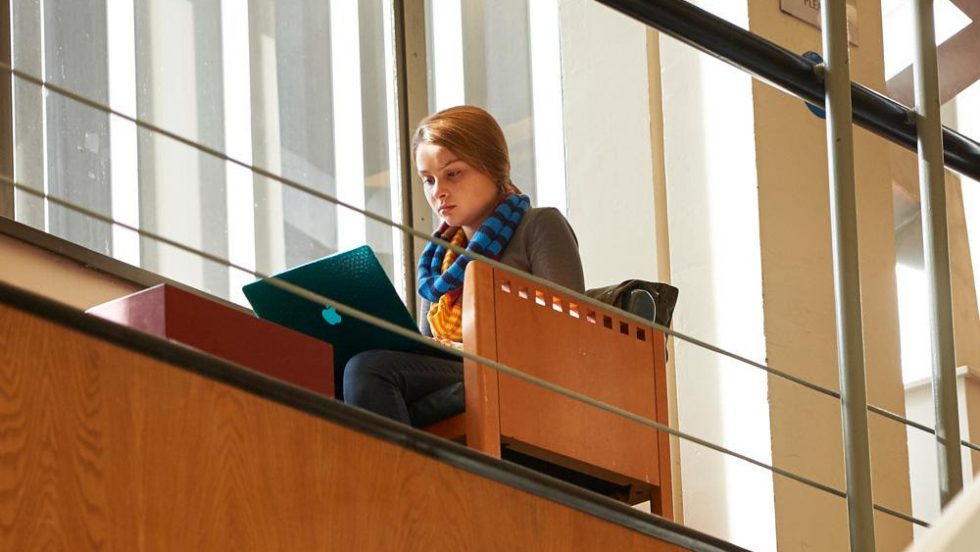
[342,350,462,425]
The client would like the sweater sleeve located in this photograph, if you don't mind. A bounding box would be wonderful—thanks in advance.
[525,208,586,294]
[418,298,433,337]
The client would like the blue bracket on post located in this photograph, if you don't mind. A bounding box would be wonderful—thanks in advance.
[802,51,827,119]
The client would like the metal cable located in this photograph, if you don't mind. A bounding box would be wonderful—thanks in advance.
[2,175,931,529]
[6,63,976,458]
[869,404,980,453]
[0,65,963,526]
[0,61,847,404]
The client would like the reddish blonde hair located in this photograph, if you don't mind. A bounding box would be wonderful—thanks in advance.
[412,105,521,195]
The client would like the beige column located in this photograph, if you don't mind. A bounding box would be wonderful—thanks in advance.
[749,1,912,550]
[645,26,684,521]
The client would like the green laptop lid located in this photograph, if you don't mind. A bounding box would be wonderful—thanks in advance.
[242,245,452,398]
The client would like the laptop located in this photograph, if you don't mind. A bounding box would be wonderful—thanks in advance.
[242,245,453,398]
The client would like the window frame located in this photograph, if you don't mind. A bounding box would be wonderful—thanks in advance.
[0,0,428,306]
[1,0,12,219]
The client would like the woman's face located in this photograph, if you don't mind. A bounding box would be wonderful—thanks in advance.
[416,142,500,239]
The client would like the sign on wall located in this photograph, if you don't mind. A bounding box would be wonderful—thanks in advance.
[780,0,860,45]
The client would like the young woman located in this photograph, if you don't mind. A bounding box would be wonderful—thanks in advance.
[343,105,585,426]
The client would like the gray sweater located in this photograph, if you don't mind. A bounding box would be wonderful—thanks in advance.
[419,207,585,337]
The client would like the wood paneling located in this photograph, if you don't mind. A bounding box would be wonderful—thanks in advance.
[0,302,688,551]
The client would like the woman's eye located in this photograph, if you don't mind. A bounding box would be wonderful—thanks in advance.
[447,170,460,178]
[422,177,434,186]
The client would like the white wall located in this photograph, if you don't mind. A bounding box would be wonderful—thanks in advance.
[657,0,774,547]
[558,0,660,288]
[558,2,777,548]
[747,0,911,549]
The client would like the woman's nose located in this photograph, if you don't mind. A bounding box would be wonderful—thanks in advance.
[431,179,448,198]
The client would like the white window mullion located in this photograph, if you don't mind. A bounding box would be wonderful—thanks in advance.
[39,0,50,232]
[107,0,140,266]
[381,0,406,299]
[330,0,367,251]
[254,32,286,273]
[221,0,256,305]
[430,0,465,111]
[528,0,566,212]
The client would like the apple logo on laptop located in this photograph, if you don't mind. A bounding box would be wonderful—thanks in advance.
[321,306,343,326]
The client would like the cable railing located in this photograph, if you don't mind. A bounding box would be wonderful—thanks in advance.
[5,55,980,535]
[3,1,978,548]
[4,59,975,457]
[0,175,932,530]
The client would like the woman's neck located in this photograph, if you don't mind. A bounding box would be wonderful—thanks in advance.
[462,190,511,240]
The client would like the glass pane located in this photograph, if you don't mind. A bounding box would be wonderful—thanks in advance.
[12,0,112,253]
[10,0,401,305]
[425,0,568,209]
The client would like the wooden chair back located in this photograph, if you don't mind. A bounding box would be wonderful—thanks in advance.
[434,261,673,515]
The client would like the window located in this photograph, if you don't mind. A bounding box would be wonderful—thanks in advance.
[6,0,567,306]
[424,0,566,212]
[10,0,402,305]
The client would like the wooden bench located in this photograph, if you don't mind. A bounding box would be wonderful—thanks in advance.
[424,261,673,517]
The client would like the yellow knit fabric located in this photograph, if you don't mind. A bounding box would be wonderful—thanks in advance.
[426,228,468,343]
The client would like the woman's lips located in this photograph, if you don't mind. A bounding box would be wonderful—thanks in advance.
[439,205,455,216]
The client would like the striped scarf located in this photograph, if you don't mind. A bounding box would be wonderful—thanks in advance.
[418,193,530,341]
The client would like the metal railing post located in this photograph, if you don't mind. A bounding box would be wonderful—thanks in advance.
[820,1,876,549]
[912,0,963,507]
[390,0,430,314]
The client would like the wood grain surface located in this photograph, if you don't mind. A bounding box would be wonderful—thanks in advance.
[0,303,687,551]
[492,267,661,485]
[455,262,672,514]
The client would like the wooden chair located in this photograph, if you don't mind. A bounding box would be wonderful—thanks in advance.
[423,261,673,517]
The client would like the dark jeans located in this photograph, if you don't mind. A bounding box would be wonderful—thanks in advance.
[343,350,463,426]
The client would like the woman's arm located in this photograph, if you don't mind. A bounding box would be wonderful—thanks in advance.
[418,298,433,337]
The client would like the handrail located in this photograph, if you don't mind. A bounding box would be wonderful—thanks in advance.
[594,0,980,182]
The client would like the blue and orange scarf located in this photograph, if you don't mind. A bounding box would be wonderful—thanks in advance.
[418,193,530,342]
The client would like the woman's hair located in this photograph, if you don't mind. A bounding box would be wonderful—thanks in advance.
[412,105,521,195]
